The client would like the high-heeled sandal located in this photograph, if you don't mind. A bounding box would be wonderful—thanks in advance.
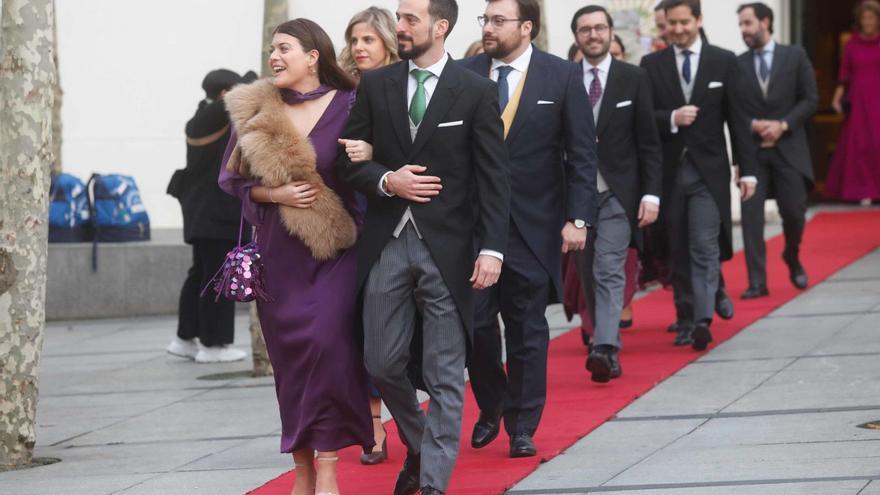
[359,415,389,465]
[315,456,339,495]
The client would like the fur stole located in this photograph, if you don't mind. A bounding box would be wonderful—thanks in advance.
[224,79,356,261]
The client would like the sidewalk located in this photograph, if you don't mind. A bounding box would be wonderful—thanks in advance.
[2,217,879,494]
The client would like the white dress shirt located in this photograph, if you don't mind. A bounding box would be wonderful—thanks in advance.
[489,43,532,99]
[584,53,660,207]
[379,53,503,261]
[754,39,776,82]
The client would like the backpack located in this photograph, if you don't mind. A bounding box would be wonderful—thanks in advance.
[87,174,151,243]
[48,173,94,243]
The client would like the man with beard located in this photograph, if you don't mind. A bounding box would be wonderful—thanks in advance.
[459,0,597,458]
[335,0,509,493]
[572,5,662,382]
[736,2,816,299]
[640,0,757,351]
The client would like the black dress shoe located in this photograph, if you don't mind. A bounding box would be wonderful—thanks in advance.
[783,255,808,289]
[691,323,713,351]
[608,349,622,379]
[619,319,633,329]
[715,288,735,320]
[586,348,612,383]
[673,324,693,346]
[741,285,769,300]
[470,409,502,449]
[509,433,537,458]
[581,328,591,348]
[393,453,421,495]
[667,321,680,333]
[420,487,443,495]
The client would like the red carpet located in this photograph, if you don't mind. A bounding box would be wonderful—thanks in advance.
[249,211,880,495]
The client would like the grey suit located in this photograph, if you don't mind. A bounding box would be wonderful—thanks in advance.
[737,43,817,288]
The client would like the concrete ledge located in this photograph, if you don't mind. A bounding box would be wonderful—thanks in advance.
[46,229,190,320]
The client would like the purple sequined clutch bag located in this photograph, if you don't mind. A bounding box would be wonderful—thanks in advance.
[202,215,272,303]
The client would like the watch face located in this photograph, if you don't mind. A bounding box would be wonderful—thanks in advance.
[574,220,586,229]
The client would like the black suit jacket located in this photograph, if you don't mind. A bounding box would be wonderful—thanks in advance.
[335,57,510,339]
[737,43,817,185]
[460,48,597,299]
[589,58,663,250]
[640,44,757,260]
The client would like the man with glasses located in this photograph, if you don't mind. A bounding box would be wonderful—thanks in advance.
[461,0,597,458]
[571,5,662,382]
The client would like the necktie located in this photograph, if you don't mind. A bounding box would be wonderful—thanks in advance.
[682,49,692,84]
[589,67,602,107]
[409,69,432,125]
[758,50,770,82]
[496,65,514,112]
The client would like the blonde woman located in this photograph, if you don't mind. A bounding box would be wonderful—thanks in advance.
[338,6,397,467]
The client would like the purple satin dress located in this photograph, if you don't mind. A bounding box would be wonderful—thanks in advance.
[219,88,372,454]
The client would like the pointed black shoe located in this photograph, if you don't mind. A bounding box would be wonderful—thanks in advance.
[420,487,443,495]
[586,348,612,383]
[673,324,694,346]
[608,349,622,379]
[715,288,735,320]
[470,408,502,449]
[741,285,769,300]
[509,433,537,458]
[783,254,809,290]
[691,323,713,351]
[393,453,421,495]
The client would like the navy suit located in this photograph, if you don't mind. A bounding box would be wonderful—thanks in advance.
[461,47,598,437]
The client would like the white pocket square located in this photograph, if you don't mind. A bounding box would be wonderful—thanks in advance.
[437,120,463,128]
[616,100,633,108]
[708,81,724,89]
[537,100,555,105]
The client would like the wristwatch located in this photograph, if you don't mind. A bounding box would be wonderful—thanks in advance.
[571,219,586,229]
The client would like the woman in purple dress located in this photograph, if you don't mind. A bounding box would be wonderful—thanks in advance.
[828,0,880,205]
[219,19,371,495]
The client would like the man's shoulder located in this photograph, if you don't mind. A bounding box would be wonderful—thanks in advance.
[450,59,495,90]
[360,61,405,87]
[704,43,737,62]
[611,58,646,78]
[639,48,669,68]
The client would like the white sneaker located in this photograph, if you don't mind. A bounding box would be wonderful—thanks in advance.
[194,344,247,363]
[166,337,199,359]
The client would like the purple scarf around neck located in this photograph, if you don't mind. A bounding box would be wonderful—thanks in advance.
[280,84,333,104]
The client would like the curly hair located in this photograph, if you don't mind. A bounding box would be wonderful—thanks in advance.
[338,7,400,78]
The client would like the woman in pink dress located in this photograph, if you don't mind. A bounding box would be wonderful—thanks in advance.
[828,0,880,205]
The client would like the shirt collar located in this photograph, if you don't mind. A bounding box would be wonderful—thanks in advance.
[408,52,450,79]
[674,35,703,56]
[490,43,533,74]
[757,39,776,54]
[583,52,612,75]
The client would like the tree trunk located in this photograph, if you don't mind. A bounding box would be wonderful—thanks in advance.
[534,0,549,51]
[0,0,57,471]
[247,0,288,378]
[50,3,62,176]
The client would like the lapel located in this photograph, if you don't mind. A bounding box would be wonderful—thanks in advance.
[596,58,623,137]
[743,51,765,101]
[689,45,711,106]
[409,56,463,158]
[385,62,413,155]
[506,47,543,144]
[765,43,786,98]
[659,47,687,107]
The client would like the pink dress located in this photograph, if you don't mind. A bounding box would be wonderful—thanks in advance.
[826,33,880,201]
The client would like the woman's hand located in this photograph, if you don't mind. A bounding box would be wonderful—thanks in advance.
[338,139,373,163]
[831,85,845,114]
[273,181,317,209]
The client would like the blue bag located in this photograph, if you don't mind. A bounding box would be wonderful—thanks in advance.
[87,174,151,242]
[48,173,94,243]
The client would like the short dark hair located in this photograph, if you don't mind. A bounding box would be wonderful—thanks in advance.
[570,5,614,35]
[664,0,701,18]
[613,34,626,54]
[654,1,665,13]
[429,0,459,38]
[487,0,541,40]
[737,2,774,34]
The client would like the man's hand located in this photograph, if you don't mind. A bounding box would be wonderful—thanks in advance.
[638,201,659,228]
[385,164,442,202]
[470,255,502,290]
[751,119,771,135]
[673,105,700,127]
[758,120,785,143]
[739,180,757,201]
[338,138,373,163]
[561,222,587,253]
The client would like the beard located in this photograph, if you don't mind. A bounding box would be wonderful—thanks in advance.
[742,29,765,49]
[482,35,522,60]
[581,38,610,60]
[398,34,432,60]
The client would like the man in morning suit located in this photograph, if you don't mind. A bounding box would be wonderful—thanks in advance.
[572,5,662,382]
[640,0,758,351]
[736,2,816,299]
[335,0,510,493]
[460,0,597,458]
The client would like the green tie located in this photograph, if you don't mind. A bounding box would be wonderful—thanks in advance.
[409,69,432,126]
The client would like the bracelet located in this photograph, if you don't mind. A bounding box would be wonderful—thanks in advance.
[268,188,276,204]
